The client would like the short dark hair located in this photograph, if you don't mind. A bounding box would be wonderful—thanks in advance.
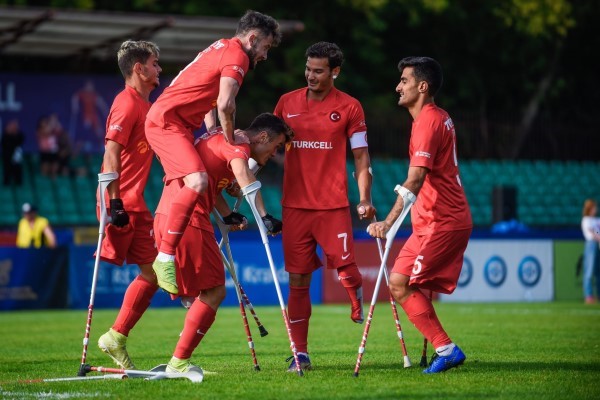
[117,40,159,79]
[246,113,293,143]
[236,10,282,47]
[305,41,344,70]
[397,56,443,97]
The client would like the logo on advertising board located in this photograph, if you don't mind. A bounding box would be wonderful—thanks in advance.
[484,255,507,288]
[518,256,542,287]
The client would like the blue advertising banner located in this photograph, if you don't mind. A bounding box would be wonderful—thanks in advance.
[0,246,69,310]
[69,237,322,309]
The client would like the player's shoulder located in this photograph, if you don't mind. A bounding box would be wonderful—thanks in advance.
[279,87,306,102]
[333,88,363,109]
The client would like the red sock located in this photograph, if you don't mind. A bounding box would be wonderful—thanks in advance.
[112,275,158,336]
[160,186,200,255]
[174,300,216,359]
[337,264,363,303]
[400,289,451,348]
[288,286,311,353]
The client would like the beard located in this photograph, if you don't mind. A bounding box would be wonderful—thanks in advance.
[245,42,260,70]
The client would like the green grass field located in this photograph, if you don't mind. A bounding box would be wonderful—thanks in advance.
[1,302,599,399]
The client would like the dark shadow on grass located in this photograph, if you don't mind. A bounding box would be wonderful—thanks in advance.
[311,358,600,374]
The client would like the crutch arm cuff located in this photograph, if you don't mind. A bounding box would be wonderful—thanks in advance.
[241,180,262,196]
[394,185,416,205]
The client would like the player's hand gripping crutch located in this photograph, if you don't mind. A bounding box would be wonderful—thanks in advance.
[242,180,304,377]
[78,172,118,376]
[213,208,262,371]
[353,185,415,377]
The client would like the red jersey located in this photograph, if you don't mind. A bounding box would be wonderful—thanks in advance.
[274,87,367,210]
[409,103,472,234]
[146,38,249,131]
[155,129,250,232]
[100,85,153,212]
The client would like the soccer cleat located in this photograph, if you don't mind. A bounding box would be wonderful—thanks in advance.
[422,345,466,374]
[286,353,312,372]
[152,259,178,295]
[98,328,135,370]
[351,287,364,324]
[166,356,203,374]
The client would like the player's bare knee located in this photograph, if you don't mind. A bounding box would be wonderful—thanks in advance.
[183,171,208,193]
[200,285,226,310]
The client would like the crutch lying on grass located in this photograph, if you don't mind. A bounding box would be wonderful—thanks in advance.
[213,208,263,371]
[16,364,203,384]
[77,171,118,377]
[242,180,304,377]
[353,185,415,377]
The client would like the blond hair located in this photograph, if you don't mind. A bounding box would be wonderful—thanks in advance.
[583,198,597,217]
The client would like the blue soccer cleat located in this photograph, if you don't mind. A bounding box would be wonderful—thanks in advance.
[286,353,312,372]
[423,345,466,374]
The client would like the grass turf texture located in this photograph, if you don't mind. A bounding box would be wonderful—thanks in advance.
[0,302,599,399]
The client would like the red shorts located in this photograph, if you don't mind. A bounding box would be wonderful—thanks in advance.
[98,210,157,266]
[145,119,205,182]
[154,214,224,297]
[392,228,472,294]
[282,207,356,274]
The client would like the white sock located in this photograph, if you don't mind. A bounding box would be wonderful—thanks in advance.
[157,252,175,262]
[436,343,456,356]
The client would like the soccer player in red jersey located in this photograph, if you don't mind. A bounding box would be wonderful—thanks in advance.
[152,113,291,373]
[367,56,473,373]
[95,40,162,369]
[274,42,375,372]
[145,10,282,295]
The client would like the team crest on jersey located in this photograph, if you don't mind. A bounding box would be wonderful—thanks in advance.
[211,100,217,107]
[217,178,231,189]
[330,111,341,122]
[137,141,149,154]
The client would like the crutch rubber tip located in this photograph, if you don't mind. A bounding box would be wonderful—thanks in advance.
[259,326,269,337]
[77,364,91,376]
[353,372,359,378]
[297,369,304,377]
[419,356,428,367]
[254,365,261,371]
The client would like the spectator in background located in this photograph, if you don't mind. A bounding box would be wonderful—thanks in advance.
[1,118,25,186]
[581,199,600,304]
[36,115,59,178]
[16,203,56,249]
[48,114,73,177]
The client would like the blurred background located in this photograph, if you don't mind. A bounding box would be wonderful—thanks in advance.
[0,1,598,309]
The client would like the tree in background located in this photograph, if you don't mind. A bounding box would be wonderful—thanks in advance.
[2,0,596,160]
